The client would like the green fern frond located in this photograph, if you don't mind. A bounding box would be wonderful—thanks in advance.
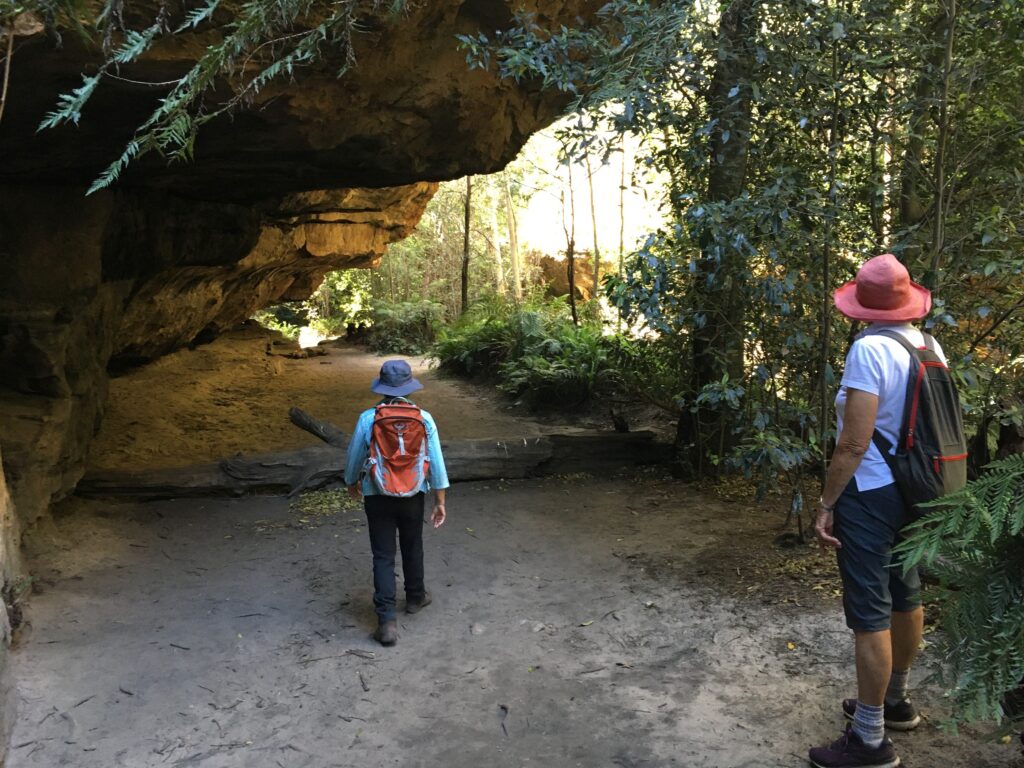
[175,0,221,32]
[898,453,1024,726]
[42,0,414,191]
[37,73,102,129]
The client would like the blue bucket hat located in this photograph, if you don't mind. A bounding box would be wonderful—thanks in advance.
[371,359,423,397]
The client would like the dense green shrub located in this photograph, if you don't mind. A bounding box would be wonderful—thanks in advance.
[434,297,618,411]
[364,300,445,354]
[252,305,305,340]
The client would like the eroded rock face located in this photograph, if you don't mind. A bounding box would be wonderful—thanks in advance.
[0,1,596,198]
[113,184,436,363]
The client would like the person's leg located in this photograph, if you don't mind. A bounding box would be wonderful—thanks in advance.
[888,606,923,701]
[856,629,893,707]
[364,495,399,623]
[890,608,923,668]
[882,521,924,719]
[396,493,426,602]
[834,483,897,749]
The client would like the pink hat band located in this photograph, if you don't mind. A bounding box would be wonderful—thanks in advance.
[833,254,931,323]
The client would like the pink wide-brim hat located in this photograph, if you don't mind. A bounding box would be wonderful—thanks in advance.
[833,254,932,322]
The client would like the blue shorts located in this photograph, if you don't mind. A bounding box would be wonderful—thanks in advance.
[834,480,922,632]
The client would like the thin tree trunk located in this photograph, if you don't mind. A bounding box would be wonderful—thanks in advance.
[926,0,956,291]
[618,137,627,280]
[562,163,579,326]
[504,176,522,302]
[899,13,946,234]
[461,176,472,315]
[0,29,13,126]
[490,186,505,296]
[821,7,842,492]
[585,152,601,299]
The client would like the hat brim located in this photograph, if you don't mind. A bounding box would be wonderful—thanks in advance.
[833,280,932,322]
[371,377,423,397]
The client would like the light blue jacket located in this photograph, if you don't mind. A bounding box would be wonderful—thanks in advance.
[344,401,450,496]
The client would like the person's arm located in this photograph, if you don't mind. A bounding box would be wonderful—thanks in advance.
[344,412,371,498]
[432,488,446,528]
[814,387,879,551]
[424,414,449,528]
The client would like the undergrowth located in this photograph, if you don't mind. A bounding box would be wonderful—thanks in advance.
[433,296,618,411]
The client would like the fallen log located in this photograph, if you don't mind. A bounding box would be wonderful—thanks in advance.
[77,408,669,500]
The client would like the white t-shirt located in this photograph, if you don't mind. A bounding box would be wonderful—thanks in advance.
[836,323,948,491]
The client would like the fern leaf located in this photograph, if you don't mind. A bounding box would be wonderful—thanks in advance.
[38,73,103,129]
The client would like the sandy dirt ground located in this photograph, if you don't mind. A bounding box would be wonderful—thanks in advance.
[13,336,1020,768]
[88,324,550,472]
[10,476,1020,768]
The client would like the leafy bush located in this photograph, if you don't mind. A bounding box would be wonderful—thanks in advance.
[364,300,445,354]
[305,270,373,337]
[498,323,616,409]
[896,453,1024,727]
[434,297,618,411]
[252,305,304,340]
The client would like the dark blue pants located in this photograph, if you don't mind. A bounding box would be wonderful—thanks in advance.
[834,480,922,632]
[364,493,426,622]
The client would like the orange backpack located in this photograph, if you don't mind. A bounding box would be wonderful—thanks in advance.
[367,400,430,496]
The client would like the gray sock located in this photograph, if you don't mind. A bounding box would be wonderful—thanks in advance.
[885,668,910,705]
[852,700,885,748]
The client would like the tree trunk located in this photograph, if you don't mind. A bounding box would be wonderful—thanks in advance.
[926,0,956,291]
[677,0,758,477]
[562,162,579,326]
[504,176,523,301]
[618,137,627,280]
[899,14,946,234]
[585,152,601,299]
[461,176,472,315]
[820,8,843,490]
[490,185,505,296]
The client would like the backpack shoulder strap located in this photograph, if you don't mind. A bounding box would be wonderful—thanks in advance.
[866,328,923,359]
[862,329,921,456]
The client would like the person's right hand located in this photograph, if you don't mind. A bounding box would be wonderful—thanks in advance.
[814,506,842,553]
[346,484,362,500]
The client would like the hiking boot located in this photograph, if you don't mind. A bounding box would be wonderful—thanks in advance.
[809,726,900,768]
[373,620,398,646]
[842,698,922,731]
[406,591,432,614]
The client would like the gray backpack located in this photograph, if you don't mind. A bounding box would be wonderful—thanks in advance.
[867,330,968,520]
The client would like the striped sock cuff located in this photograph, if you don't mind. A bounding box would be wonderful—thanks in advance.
[852,701,885,748]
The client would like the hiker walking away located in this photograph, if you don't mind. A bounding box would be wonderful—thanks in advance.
[345,360,449,647]
[810,254,966,768]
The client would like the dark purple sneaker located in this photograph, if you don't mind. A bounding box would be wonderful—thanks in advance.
[842,698,922,731]
[809,726,901,768]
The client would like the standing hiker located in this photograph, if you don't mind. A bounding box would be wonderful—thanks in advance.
[344,359,449,647]
[810,254,965,768]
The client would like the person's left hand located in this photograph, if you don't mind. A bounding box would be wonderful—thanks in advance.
[814,506,842,553]
[431,502,446,529]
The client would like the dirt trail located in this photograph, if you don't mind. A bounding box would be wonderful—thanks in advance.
[10,476,1016,768]
[88,325,549,472]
